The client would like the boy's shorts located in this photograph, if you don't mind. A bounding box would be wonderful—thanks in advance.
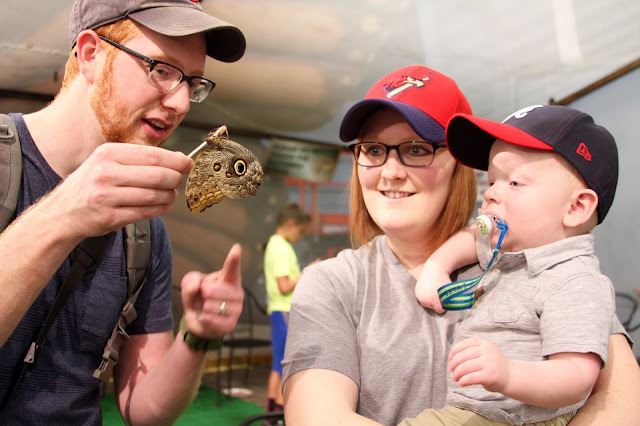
[269,311,289,375]
[398,405,576,426]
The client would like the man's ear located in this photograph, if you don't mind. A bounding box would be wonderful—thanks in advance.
[75,30,102,84]
[564,189,598,228]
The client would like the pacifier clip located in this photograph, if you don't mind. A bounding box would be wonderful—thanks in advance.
[437,216,508,311]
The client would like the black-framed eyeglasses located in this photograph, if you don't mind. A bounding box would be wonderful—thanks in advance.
[98,35,215,103]
[349,141,447,167]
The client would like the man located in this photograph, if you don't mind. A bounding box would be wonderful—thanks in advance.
[0,0,247,424]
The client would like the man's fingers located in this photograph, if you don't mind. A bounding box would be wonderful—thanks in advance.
[94,143,193,173]
[181,271,205,310]
[219,243,242,286]
[94,187,178,206]
[113,166,187,190]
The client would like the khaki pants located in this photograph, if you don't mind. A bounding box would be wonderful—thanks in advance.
[398,405,575,426]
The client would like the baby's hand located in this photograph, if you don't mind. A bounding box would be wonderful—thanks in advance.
[448,337,510,394]
[415,260,450,313]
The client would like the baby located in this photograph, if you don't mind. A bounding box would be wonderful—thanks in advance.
[407,105,618,425]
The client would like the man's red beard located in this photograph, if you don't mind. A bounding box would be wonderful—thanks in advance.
[89,57,160,146]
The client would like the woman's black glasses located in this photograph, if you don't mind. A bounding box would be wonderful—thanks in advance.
[349,141,447,167]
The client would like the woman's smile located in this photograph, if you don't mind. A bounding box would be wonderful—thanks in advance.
[382,191,413,199]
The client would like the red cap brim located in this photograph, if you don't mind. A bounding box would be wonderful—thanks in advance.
[446,113,553,170]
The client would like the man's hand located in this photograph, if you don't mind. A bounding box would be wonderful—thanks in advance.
[180,243,245,339]
[448,337,510,393]
[48,143,193,238]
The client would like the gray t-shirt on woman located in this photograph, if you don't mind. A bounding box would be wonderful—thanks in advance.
[282,235,468,425]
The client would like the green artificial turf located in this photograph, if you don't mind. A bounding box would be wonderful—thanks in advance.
[101,385,264,425]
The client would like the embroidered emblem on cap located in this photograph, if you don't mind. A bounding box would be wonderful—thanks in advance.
[576,142,592,161]
[384,76,430,99]
[502,105,543,123]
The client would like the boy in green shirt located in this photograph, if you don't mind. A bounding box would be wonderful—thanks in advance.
[264,203,317,413]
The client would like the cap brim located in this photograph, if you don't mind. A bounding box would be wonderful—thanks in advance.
[129,7,246,62]
[339,99,445,143]
[446,114,553,170]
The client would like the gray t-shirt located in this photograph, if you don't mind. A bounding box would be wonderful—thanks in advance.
[445,233,615,424]
[282,234,628,426]
[282,235,468,425]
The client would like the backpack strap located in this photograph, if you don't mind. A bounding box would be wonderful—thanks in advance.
[0,114,22,231]
[0,233,112,419]
[94,219,151,383]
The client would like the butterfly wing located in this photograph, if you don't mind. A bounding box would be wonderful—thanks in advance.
[186,135,263,213]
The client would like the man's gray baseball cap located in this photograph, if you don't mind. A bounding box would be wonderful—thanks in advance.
[69,0,246,62]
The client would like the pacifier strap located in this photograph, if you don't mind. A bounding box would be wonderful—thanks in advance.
[437,221,508,311]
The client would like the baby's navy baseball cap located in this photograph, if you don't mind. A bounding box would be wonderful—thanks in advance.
[339,65,472,143]
[69,0,246,62]
[446,105,618,223]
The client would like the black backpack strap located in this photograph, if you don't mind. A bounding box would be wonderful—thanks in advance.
[0,114,22,231]
[94,220,151,383]
[0,233,111,419]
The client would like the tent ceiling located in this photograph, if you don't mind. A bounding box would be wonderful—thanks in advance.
[1,0,638,144]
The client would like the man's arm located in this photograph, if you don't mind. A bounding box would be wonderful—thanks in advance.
[114,331,204,425]
[570,334,640,424]
[0,143,192,346]
[115,244,245,425]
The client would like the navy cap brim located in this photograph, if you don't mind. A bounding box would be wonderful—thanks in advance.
[339,99,445,143]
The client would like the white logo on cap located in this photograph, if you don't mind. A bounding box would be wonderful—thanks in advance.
[386,76,431,99]
[502,105,543,123]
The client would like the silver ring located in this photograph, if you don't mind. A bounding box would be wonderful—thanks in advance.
[219,301,227,316]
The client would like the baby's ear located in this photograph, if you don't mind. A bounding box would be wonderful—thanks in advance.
[564,189,598,228]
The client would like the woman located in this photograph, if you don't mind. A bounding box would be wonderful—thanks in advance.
[281,65,640,425]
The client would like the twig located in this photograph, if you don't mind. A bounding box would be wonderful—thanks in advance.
[187,125,228,159]
[188,141,209,159]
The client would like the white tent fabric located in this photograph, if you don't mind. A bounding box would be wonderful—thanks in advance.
[0,0,638,143]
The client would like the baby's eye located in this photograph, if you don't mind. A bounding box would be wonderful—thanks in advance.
[487,181,495,187]
[509,181,520,187]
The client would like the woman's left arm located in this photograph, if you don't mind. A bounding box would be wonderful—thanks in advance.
[570,334,640,425]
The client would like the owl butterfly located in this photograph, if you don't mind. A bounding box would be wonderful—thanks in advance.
[185,125,264,213]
